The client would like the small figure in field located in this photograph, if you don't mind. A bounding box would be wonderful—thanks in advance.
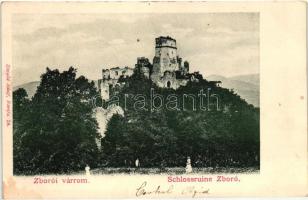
[85,164,90,176]
[135,158,140,168]
[185,156,193,173]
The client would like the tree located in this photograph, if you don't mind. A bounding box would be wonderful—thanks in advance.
[13,88,31,174]
[13,67,101,174]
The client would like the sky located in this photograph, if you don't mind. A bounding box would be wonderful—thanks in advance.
[12,13,259,86]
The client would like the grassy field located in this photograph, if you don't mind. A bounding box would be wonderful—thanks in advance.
[90,167,259,175]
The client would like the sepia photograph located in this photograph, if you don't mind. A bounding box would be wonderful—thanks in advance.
[12,12,260,175]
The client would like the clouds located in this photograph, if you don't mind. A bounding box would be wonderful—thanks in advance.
[12,13,259,86]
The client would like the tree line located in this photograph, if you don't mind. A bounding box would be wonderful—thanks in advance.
[13,67,259,174]
[101,73,259,168]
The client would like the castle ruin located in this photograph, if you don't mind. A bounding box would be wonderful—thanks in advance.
[97,36,203,100]
[97,66,134,100]
[151,36,190,89]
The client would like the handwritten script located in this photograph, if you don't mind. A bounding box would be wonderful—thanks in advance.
[136,181,209,198]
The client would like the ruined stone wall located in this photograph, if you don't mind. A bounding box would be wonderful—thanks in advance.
[99,67,134,100]
[140,66,150,78]
[109,67,133,79]
[97,79,110,100]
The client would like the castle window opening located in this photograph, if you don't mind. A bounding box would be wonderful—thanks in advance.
[167,81,171,88]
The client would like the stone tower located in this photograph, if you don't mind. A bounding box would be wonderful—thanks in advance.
[152,36,180,76]
[151,36,184,89]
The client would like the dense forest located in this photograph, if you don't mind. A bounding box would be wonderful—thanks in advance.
[13,67,259,174]
[101,72,259,169]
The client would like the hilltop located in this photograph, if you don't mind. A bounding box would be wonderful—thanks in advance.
[100,72,260,169]
[206,74,259,107]
[14,74,259,107]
